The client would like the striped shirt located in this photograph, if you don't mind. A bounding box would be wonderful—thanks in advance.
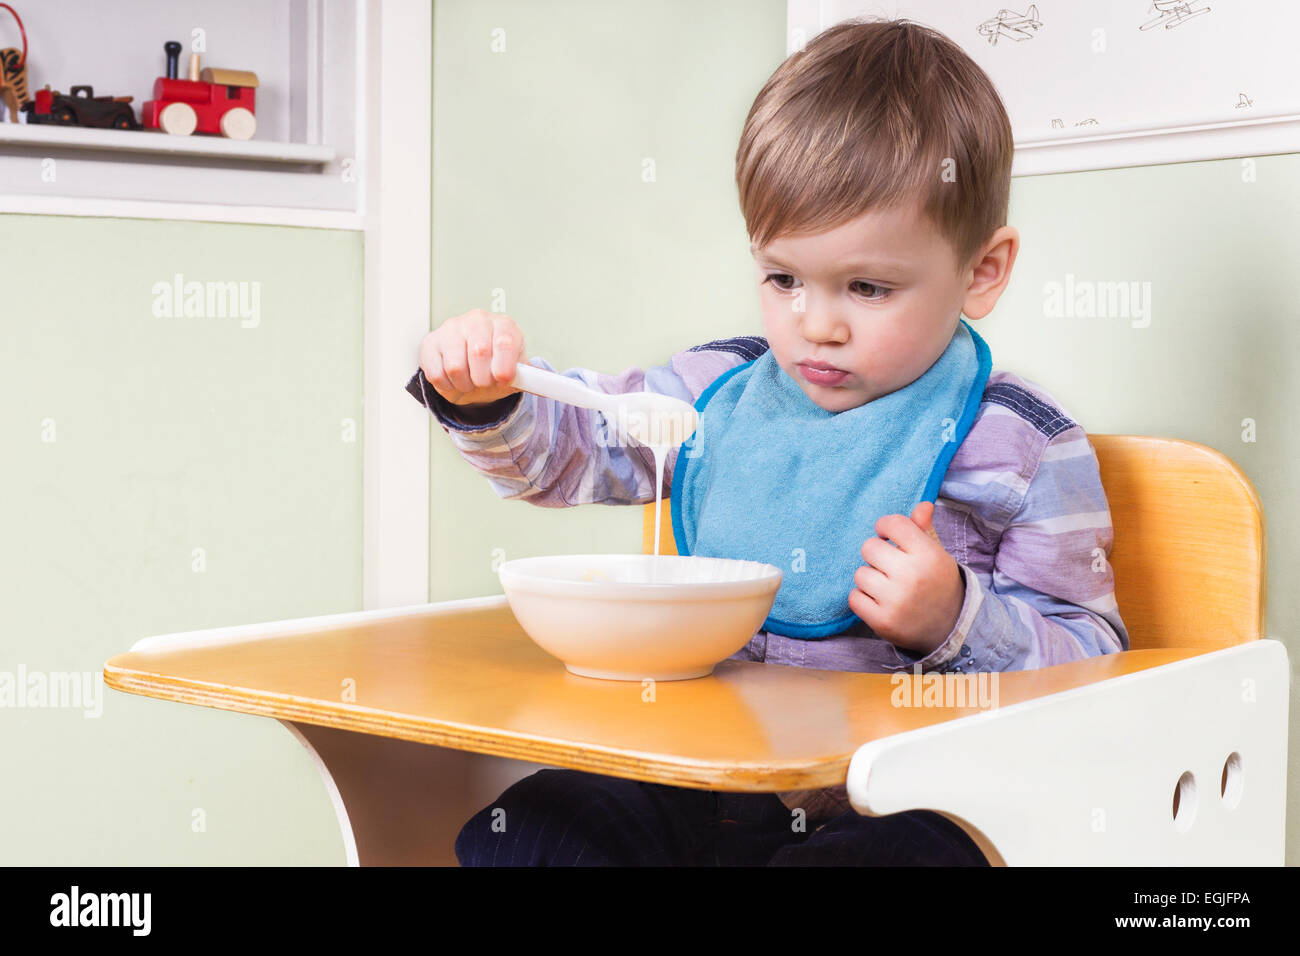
[407,336,1129,819]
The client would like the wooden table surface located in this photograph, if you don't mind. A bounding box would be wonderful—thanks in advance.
[103,595,1211,791]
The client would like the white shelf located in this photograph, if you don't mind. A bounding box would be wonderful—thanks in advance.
[0,0,361,223]
[0,122,335,166]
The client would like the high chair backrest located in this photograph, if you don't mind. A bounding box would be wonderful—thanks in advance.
[642,435,1266,652]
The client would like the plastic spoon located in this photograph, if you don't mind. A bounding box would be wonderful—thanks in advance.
[512,360,699,561]
[512,361,698,449]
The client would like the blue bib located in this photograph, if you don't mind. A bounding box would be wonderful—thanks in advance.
[670,319,991,638]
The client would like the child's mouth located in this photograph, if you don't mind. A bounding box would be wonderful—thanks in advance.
[797,363,850,387]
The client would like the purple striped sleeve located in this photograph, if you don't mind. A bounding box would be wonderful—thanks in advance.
[913,417,1129,673]
[406,342,755,507]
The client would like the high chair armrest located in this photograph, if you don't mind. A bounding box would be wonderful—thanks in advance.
[844,641,1289,866]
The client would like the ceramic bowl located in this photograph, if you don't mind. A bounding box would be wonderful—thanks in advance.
[498,553,782,681]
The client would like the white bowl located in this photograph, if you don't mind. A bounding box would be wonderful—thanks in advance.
[498,554,783,681]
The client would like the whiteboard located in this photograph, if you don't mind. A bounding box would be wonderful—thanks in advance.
[787,1,1300,172]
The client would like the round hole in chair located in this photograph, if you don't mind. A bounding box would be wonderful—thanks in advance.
[1220,752,1243,810]
[1172,771,1197,832]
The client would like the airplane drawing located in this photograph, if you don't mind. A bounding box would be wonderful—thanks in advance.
[1139,0,1211,31]
[977,5,1043,46]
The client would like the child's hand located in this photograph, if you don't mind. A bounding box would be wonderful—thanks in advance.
[419,309,528,406]
[848,501,966,656]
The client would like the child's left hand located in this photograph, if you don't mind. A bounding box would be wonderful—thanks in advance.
[848,501,966,656]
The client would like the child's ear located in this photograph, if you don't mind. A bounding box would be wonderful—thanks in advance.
[961,226,1019,320]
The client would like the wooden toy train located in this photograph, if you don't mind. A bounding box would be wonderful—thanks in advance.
[143,41,259,140]
[4,35,259,138]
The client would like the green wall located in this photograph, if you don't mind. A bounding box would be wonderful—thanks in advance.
[429,0,1300,864]
[429,0,785,597]
[0,215,360,864]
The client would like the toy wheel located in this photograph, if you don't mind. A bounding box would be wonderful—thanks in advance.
[158,102,197,136]
[112,113,134,130]
[219,107,256,141]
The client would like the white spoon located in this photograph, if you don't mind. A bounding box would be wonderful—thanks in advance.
[512,361,699,449]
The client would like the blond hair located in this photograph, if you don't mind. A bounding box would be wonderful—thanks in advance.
[735,18,1014,273]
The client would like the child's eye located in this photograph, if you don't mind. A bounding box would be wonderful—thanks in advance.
[763,273,798,292]
[852,280,890,301]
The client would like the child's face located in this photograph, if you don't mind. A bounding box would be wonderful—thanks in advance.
[751,201,977,413]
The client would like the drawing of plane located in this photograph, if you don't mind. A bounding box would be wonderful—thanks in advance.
[977,5,1043,46]
[1139,0,1211,31]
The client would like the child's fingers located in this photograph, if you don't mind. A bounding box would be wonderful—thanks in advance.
[861,534,906,577]
[909,500,940,537]
[490,315,525,384]
[853,562,889,600]
[439,334,474,395]
[848,583,886,633]
[420,332,463,399]
[421,346,448,394]
[874,512,932,554]
[418,333,441,385]
[465,313,498,390]
[916,502,942,544]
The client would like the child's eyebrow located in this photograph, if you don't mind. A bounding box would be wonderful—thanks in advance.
[753,249,912,279]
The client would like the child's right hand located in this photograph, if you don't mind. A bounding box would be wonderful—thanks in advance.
[419,309,528,406]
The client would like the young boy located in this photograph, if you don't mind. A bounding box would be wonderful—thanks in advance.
[407,18,1128,866]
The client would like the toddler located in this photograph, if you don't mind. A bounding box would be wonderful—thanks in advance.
[407,17,1128,866]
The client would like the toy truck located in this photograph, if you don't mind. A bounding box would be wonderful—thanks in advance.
[23,85,139,129]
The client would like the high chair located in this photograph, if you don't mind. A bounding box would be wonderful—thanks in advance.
[643,434,1288,865]
[102,436,1287,866]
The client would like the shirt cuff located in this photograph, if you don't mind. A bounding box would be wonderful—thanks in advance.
[405,367,528,433]
[908,563,983,672]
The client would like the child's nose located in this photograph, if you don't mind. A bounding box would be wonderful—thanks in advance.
[798,306,850,344]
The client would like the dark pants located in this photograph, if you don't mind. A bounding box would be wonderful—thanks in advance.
[455,769,988,866]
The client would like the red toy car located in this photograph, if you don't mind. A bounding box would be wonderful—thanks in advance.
[142,40,258,140]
